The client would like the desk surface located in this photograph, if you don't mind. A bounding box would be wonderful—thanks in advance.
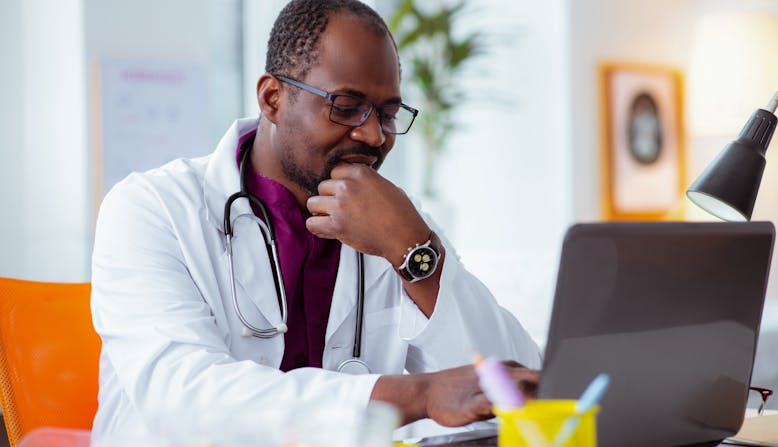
[411,410,778,447]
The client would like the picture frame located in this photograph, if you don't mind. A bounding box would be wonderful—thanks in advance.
[599,62,686,220]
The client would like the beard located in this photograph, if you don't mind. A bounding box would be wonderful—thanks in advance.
[280,144,385,196]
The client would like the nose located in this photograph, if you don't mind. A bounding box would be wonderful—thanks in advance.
[350,109,386,148]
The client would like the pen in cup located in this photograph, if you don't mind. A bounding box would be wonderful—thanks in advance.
[550,373,610,447]
[472,353,524,409]
[474,354,548,447]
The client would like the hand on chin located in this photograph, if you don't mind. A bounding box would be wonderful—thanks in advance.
[305,162,430,263]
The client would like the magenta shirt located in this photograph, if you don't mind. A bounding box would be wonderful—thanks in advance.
[237,131,341,371]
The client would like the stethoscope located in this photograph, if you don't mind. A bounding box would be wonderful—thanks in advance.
[223,143,370,374]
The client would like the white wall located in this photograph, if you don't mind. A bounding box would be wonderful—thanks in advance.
[85,0,242,153]
[424,0,573,345]
[0,0,90,282]
[0,0,243,282]
[242,0,285,117]
[0,0,24,278]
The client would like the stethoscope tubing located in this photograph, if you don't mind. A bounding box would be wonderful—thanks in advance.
[226,212,289,338]
[354,252,364,360]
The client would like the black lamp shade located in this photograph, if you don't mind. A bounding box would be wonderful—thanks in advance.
[686,108,777,221]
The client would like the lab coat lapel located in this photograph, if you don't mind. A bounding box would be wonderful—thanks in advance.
[203,117,283,327]
[326,244,394,342]
[203,117,258,233]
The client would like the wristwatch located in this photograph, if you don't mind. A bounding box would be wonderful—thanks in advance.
[397,237,440,283]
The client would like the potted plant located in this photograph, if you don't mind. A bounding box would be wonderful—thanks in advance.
[389,0,485,198]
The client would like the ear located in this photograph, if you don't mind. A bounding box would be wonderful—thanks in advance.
[256,73,282,124]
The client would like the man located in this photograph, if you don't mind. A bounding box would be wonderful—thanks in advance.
[91,0,540,442]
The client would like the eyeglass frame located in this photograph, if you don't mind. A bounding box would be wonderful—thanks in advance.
[274,74,419,135]
[750,386,773,416]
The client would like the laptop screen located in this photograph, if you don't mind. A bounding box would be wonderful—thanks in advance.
[538,222,774,447]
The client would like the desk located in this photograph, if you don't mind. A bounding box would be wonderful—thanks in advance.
[409,410,778,447]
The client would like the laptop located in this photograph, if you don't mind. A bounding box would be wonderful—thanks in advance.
[418,221,774,447]
[539,221,774,447]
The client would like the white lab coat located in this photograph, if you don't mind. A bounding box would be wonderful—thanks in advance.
[90,117,541,444]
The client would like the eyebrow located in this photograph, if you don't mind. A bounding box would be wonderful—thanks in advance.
[333,87,402,105]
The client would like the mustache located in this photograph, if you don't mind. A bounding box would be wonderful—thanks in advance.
[325,146,384,169]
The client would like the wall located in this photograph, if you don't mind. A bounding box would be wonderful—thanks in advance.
[84,0,243,171]
[0,0,243,282]
[426,0,573,344]
[0,0,89,281]
[570,0,778,300]
[568,0,698,222]
[0,0,24,278]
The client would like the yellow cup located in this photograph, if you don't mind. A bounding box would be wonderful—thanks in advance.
[494,400,599,447]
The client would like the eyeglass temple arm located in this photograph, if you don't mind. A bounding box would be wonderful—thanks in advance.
[750,386,773,415]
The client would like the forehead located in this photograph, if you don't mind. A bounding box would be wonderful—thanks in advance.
[305,13,400,100]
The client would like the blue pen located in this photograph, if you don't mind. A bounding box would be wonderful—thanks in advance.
[551,373,610,447]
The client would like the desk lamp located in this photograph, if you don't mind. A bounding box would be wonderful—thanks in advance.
[686,92,778,221]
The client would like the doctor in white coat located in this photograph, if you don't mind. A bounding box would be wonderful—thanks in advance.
[91,0,540,444]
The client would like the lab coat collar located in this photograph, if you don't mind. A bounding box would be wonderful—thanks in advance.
[202,118,394,339]
[203,117,256,233]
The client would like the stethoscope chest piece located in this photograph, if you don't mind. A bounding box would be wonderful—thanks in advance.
[337,358,371,375]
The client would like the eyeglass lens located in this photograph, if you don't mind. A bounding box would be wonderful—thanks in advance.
[329,96,414,135]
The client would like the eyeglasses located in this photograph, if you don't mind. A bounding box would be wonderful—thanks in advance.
[275,75,418,135]
[750,386,773,416]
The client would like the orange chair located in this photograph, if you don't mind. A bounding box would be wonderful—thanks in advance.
[0,278,100,447]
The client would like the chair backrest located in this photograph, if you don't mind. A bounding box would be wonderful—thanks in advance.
[0,278,100,447]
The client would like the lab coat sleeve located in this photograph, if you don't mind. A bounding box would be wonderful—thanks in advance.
[91,174,379,440]
[397,216,542,373]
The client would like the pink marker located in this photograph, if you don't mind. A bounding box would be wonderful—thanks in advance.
[473,353,525,409]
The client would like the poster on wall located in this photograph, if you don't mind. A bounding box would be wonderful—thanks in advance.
[599,62,686,220]
[93,59,210,203]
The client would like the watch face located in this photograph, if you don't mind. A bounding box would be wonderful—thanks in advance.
[408,246,437,279]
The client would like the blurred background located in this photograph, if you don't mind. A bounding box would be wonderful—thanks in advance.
[2,0,778,411]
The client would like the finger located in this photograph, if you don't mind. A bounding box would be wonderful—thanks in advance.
[329,163,361,180]
[502,360,527,368]
[306,195,338,216]
[471,392,494,418]
[506,368,540,399]
[510,369,540,399]
[316,178,340,196]
[305,215,337,239]
[519,380,538,399]
[506,368,540,383]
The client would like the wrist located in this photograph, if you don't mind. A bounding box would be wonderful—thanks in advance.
[410,374,431,423]
[393,232,444,283]
[371,374,430,425]
[385,226,433,268]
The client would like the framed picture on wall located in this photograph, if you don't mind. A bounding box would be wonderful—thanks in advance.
[599,62,685,220]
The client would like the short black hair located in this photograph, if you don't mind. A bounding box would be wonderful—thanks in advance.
[265,0,395,81]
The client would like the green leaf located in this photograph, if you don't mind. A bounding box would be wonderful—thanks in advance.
[392,0,495,157]
[398,27,424,49]
[388,0,413,31]
[449,34,480,68]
